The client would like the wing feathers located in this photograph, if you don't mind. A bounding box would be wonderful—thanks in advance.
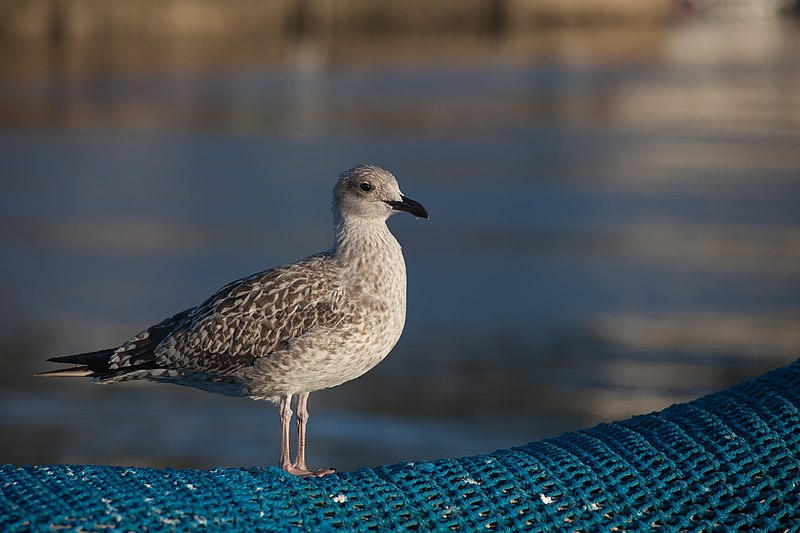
[41,254,344,380]
[155,256,343,374]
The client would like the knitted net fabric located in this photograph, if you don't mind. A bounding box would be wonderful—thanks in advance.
[3,359,799,531]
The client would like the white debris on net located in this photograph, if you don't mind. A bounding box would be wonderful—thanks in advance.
[442,505,461,517]
[539,494,554,505]
[331,493,348,504]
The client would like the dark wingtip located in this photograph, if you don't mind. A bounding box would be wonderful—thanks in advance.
[46,355,80,364]
[44,348,116,371]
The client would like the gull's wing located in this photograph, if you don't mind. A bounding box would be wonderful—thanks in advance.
[44,254,346,379]
[150,254,345,374]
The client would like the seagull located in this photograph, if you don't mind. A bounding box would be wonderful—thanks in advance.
[39,164,428,477]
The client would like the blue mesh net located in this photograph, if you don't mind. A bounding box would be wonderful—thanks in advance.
[3,359,799,531]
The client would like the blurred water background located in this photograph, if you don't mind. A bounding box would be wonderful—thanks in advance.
[1,0,800,472]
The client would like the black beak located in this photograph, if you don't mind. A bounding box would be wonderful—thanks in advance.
[385,195,429,219]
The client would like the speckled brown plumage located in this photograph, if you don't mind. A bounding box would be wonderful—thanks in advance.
[40,164,428,476]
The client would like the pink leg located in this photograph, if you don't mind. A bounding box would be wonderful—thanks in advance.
[278,394,293,471]
[284,392,335,477]
[293,391,311,471]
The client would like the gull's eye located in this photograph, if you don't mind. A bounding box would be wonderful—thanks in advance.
[359,182,372,192]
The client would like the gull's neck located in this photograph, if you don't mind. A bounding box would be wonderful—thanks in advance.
[331,215,402,263]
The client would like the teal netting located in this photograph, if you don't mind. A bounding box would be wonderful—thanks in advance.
[3,360,800,531]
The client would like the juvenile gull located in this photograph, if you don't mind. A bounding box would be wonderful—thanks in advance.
[39,164,428,477]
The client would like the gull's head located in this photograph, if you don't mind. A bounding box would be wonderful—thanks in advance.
[333,164,428,223]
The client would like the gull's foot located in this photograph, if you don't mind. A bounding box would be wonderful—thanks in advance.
[283,465,336,478]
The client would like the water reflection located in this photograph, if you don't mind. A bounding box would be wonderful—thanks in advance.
[1,20,799,471]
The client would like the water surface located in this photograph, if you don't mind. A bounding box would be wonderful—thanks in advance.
[1,21,799,471]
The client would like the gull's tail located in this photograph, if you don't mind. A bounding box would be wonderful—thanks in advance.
[36,348,116,377]
[36,307,194,379]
